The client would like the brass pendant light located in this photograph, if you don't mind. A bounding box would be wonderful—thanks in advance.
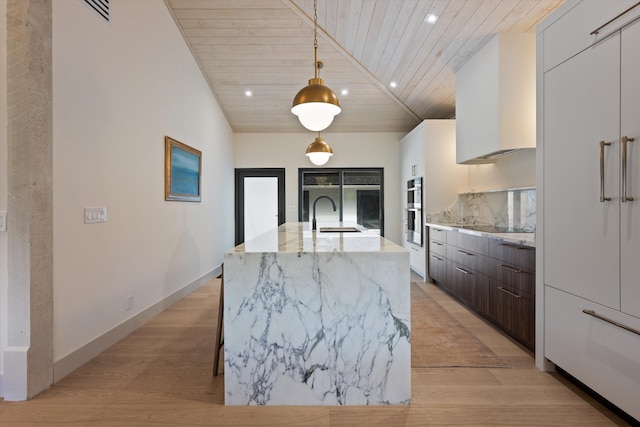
[291,0,341,132]
[306,133,333,166]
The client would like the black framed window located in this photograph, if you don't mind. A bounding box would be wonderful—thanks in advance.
[298,168,384,235]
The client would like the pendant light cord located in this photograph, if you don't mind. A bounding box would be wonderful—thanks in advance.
[313,0,318,79]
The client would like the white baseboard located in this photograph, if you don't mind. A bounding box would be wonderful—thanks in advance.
[53,266,221,383]
[410,266,426,281]
[2,346,29,400]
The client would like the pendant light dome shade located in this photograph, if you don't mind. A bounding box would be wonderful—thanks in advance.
[306,135,333,166]
[292,78,341,132]
[292,0,341,132]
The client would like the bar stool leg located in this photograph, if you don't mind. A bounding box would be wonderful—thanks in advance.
[213,264,224,376]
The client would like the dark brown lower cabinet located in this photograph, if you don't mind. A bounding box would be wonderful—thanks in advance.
[485,281,499,322]
[448,262,490,313]
[428,253,447,284]
[494,281,535,349]
[471,270,491,316]
[427,226,535,351]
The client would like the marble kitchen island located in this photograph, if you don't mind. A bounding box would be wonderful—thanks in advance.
[223,222,410,406]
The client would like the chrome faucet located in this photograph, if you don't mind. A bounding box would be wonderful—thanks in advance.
[312,195,337,231]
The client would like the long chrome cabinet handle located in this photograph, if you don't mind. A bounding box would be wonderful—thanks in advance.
[600,140,612,202]
[497,286,522,298]
[431,255,443,261]
[455,267,471,275]
[583,309,640,337]
[590,2,640,35]
[498,243,530,251]
[500,264,523,274]
[622,136,635,202]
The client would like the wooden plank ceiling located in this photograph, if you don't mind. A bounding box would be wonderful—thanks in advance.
[166,0,563,134]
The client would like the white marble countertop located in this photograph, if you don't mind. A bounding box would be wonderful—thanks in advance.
[229,222,407,254]
[426,222,536,247]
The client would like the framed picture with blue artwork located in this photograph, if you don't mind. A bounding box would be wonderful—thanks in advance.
[165,136,201,202]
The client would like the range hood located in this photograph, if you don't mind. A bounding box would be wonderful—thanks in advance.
[455,33,536,165]
[460,148,525,165]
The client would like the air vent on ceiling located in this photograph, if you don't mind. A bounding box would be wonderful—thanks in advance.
[84,0,109,23]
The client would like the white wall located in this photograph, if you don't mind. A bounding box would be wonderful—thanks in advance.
[466,148,536,192]
[51,0,234,367]
[234,132,404,244]
[0,0,8,394]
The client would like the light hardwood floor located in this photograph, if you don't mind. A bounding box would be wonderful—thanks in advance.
[0,273,632,426]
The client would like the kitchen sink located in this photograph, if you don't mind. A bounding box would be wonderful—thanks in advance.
[318,227,361,233]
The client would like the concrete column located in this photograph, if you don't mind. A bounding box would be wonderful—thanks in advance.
[5,0,53,400]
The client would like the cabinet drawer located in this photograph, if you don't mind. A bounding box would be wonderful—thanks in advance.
[447,244,489,275]
[449,261,489,312]
[429,238,446,257]
[495,279,535,349]
[489,260,535,299]
[543,0,639,72]
[428,252,447,284]
[428,226,447,243]
[545,286,640,421]
[489,240,535,271]
[447,231,489,256]
[409,245,425,277]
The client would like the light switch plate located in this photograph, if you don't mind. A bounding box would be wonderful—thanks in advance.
[0,211,6,231]
[84,207,107,224]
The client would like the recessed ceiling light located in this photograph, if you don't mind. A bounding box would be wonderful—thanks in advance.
[245,90,252,97]
[341,89,349,96]
[425,13,438,24]
[389,81,397,88]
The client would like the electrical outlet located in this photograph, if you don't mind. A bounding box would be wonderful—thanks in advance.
[126,295,134,311]
[84,207,107,224]
[0,211,6,232]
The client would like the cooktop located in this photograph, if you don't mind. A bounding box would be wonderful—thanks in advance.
[457,225,534,233]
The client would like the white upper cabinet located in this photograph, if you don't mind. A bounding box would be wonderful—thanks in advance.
[455,33,536,164]
[542,0,638,72]
[400,123,425,183]
[401,120,466,213]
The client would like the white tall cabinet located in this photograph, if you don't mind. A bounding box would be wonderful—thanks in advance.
[620,15,640,318]
[538,1,640,421]
[400,120,467,278]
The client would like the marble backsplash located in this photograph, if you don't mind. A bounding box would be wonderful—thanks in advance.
[426,187,536,232]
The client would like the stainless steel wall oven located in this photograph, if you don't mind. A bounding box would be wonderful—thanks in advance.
[407,177,423,246]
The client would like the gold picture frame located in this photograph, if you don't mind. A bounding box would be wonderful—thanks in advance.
[164,136,202,202]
